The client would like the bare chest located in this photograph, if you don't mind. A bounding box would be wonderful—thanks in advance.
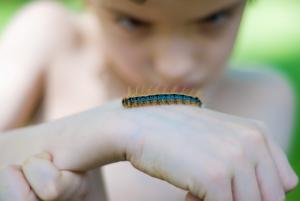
[43,48,108,121]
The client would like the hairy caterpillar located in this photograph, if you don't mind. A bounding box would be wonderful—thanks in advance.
[122,85,202,108]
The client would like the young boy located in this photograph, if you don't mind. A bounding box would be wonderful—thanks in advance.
[0,0,298,201]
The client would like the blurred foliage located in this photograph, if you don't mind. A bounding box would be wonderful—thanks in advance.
[0,0,300,199]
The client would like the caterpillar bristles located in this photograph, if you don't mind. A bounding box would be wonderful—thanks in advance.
[153,84,162,95]
[141,85,147,96]
[122,84,203,108]
[188,89,196,97]
[195,90,202,98]
[135,86,138,96]
[149,84,157,95]
[127,86,132,98]
[180,87,187,95]
[126,85,202,98]
[139,85,144,96]
[185,89,192,96]
[170,85,176,93]
[162,85,168,94]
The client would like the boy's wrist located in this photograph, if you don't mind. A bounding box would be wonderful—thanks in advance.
[47,99,138,170]
[101,100,140,163]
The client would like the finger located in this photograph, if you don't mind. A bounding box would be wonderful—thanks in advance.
[256,153,285,201]
[264,134,299,192]
[0,165,40,201]
[252,121,299,192]
[22,152,88,201]
[185,192,203,201]
[232,162,262,201]
[202,168,233,201]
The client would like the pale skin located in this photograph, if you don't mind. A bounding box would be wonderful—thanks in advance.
[0,0,298,201]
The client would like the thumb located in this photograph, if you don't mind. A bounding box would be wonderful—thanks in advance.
[185,192,203,201]
[22,152,88,201]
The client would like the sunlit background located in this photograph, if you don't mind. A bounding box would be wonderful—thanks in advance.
[0,0,299,199]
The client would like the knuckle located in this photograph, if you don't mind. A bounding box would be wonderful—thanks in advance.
[229,145,247,162]
[243,126,267,146]
[208,166,230,184]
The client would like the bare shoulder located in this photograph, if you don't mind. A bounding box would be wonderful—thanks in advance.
[226,66,295,104]
[0,1,79,56]
[4,0,74,32]
[12,0,70,20]
[0,1,82,130]
[222,66,295,151]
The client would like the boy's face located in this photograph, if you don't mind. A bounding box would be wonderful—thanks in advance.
[90,0,246,90]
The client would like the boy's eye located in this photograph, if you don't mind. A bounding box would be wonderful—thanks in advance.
[116,15,150,31]
[202,10,230,25]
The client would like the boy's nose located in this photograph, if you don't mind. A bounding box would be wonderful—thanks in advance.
[153,38,197,82]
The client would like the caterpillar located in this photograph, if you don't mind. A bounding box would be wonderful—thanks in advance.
[122,85,202,108]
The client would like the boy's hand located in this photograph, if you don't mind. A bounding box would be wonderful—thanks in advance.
[0,152,88,201]
[1,101,298,201]
[121,105,298,201]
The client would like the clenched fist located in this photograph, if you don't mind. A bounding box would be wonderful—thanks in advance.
[0,152,88,201]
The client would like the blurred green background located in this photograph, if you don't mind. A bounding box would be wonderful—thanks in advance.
[0,0,299,199]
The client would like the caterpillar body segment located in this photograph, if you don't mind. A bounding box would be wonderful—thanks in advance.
[122,90,202,109]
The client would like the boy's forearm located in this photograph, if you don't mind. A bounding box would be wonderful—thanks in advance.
[0,100,132,171]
